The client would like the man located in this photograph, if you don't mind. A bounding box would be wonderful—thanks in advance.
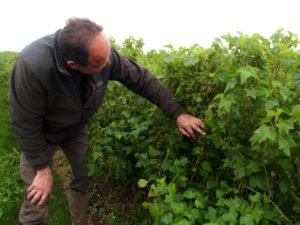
[10,17,205,225]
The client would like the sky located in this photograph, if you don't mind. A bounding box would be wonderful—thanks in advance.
[0,0,299,52]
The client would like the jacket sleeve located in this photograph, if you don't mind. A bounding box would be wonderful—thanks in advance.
[109,48,183,118]
[9,58,55,170]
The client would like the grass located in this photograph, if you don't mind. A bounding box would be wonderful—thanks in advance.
[0,85,22,224]
[0,86,15,153]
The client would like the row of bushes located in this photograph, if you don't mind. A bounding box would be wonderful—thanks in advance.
[89,30,300,224]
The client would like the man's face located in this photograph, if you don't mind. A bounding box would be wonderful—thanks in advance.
[69,31,111,75]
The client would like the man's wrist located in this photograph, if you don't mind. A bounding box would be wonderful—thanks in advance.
[36,166,51,175]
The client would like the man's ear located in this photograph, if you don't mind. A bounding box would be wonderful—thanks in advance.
[66,60,79,70]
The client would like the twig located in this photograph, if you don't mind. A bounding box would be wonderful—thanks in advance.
[242,182,293,225]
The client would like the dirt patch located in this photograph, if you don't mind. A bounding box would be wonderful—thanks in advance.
[52,149,146,225]
[52,149,94,224]
[89,178,139,225]
[52,149,70,191]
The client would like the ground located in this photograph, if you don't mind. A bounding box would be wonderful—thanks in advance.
[52,149,144,225]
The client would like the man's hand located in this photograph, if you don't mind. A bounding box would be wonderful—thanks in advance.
[26,166,53,208]
[176,114,206,139]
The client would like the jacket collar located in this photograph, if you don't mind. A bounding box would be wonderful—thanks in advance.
[54,29,71,76]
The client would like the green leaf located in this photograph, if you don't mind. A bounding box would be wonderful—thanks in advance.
[184,208,201,221]
[0,208,3,218]
[218,95,236,114]
[167,183,177,198]
[277,159,293,171]
[161,212,173,224]
[290,105,300,120]
[148,203,162,218]
[183,55,197,66]
[157,177,167,186]
[246,161,261,174]
[183,190,196,199]
[224,197,242,209]
[114,132,122,140]
[193,95,202,103]
[224,79,237,93]
[266,108,283,123]
[292,72,300,87]
[256,85,272,98]
[138,179,149,188]
[221,210,238,223]
[205,207,218,222]
[163,53,175,63]
[173,218,191,225]
[278,179,289,193]
[246,88,257,99]
[240,214,255,225]
[249,175,268,191]
[279,85,292,101]
[277,120,294,135]
[201,161,212,172]
[279,136,296,156]
[195,199,204,209]
[238,66,258,84]
[251,125,276,144]
[249,194,261,203]
[170,202,185,214]
[252,207,264,222]
[264,99,279,110]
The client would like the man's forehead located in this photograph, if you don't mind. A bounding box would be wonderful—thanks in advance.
[88,32,111,65]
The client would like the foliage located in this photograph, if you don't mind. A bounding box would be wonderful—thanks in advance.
[1,31,299,224]
[89,31,300,224]
[0,52,22,223]
[0,51,17,87]
[0,148,23,223]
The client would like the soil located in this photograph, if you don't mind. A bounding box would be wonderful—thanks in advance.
[52,149,94,225]
[52,149,138,225]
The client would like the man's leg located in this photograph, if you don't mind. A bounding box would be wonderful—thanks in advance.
[61,125,91,225]
[19,153,50,225]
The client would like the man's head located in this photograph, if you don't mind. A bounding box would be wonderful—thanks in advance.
[61,17,111,74]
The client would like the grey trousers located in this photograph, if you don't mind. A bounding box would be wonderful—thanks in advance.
[19,125,91,225]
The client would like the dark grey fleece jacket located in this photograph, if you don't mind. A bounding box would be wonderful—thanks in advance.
[9,30,182,170]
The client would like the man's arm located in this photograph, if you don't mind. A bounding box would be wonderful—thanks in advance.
[109,48,182,118]
[10,58,53,170]
[10,58,53,206]
[109,48,206,138]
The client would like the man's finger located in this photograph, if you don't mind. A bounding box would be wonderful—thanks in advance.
[30,191,43,205]
[37,193,49,208]
[27,185,34,192]
[185,127,196,139]
[192,123,206,136]
[198,119,205,128]
[26,188,37,200]
[179,127,190,138]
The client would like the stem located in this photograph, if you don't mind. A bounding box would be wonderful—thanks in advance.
[242,182,293,224]
[158,149,170,177]
[263,164,272,198]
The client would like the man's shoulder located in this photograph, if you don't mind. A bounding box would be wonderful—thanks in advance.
[19,32,57,67]
[17,32,59,76]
